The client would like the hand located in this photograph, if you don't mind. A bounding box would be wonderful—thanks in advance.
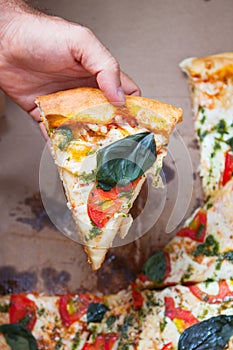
[0,5,140,121]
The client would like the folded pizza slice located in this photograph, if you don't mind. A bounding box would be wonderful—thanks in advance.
[36,87,182,270]
[180,52,233,199]
[137,177,233,289]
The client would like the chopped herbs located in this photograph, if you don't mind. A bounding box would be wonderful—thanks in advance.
[85,225,102,241]
[0,303,9,313]
[192,235,219,257]
[78,171,96,184]
[71,331,81,350]
[181,265,193,281]
[55,338,63,350]
[214,119,229,136]
[159,319,167,332]
[106,315,117,327]
[37,308,45,317]
[197,128,208,141]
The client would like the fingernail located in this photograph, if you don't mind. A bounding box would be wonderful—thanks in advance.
[117,86,126,103]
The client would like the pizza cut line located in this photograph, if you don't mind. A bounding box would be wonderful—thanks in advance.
[36,87,182,270]
[180,52,233,199]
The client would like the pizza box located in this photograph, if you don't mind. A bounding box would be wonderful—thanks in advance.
[0,0,232,295]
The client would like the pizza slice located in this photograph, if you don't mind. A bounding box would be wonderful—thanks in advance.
[136,177,233,289]
[180,52,233,199]
[36,87,182,270]
[1,280,233,349]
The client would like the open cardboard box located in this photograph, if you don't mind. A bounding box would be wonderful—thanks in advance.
[0,0,232,296]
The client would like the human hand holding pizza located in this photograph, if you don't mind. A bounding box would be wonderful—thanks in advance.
[0,0,140,121]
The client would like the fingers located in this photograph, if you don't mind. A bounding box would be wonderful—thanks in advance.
[29,106,42,122]
[71,26,140,105]
[120,71,141,96]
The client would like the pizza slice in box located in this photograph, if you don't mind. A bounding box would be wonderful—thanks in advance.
[180,52,233,199]
[36,87,182,270]
[137,177,233,289]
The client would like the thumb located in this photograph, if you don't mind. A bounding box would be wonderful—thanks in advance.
[71,26,125,105]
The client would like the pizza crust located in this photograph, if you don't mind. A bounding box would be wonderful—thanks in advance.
[180,52,233,80]
[36,87,182,137]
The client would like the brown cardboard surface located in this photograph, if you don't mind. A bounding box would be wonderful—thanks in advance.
[0,0,233,294]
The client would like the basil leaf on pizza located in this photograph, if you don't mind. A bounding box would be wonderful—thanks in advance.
[178,315,233,350]
[142,251,167,283]
[96,132,157,191]
[0,323,38,350]
[87,303,109,323]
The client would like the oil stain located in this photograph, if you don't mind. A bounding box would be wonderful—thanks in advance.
[96,252,136,294]
[0,266,37,295]
[16,192,58,232]
[41,267,71,294]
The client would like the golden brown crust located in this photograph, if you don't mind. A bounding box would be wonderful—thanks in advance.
[35,87,182,136]
[180,52,233,80]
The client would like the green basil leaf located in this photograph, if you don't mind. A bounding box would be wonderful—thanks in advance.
[96,132,156,191]
[87,303,109,324]
[0,323,38,350]
[142,251,166,283]
[57,126,74,151]
[178,315,233,350]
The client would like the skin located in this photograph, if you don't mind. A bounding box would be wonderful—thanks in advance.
[0,0,141,123]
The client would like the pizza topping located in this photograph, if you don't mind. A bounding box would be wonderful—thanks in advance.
[87,178,140,229]
[59,293,101,327]
[222,150,233,185]
[0,323,38,350]
[142,251,171,284]
[177,209,207,242]
[161,343,174,350]
[131,282,144,309]
[178,315,233,350]
[57,126,74,150]
[165,297,198,331]
[96,132,156,191]
[82,333,118,350]
[192,234,219,257]
[87,303,109,323]
[189,280,233,304]
[9,294,37,331]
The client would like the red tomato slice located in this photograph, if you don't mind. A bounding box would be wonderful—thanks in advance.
[165,296,198,327]
[59,293,102,327]
[82,334,118,350]
[87,179,140,228]
[177,209,207,242]
[9,294,37,331]
[137,273,150,283]
[222,151,233,186]
[131,282,144,309]
[161,344,173,350]
[189,280,233,304]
